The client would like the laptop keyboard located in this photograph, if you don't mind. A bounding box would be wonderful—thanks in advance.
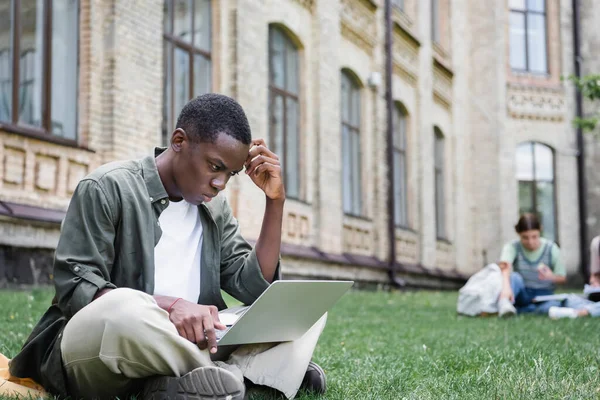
[214,306,249,342]
[215,327,230,341]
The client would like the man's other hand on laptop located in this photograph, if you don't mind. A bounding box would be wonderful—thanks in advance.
[167,299,227,353]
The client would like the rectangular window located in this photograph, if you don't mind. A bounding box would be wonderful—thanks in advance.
[393,105,408,227]
[269,25,301,200]
[431,0,440,43]
[341,71,362,216]
[0,0,79,141]
[392,0,404,11]
[51,0,78,139]
[509,0,547,73]
[163,0,212,144]
[434,129,445,239]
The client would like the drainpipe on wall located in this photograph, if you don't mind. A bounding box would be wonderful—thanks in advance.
[572,0,589,281]
[384,0,406,288]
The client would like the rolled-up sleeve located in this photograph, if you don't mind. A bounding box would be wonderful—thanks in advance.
[219,201,280,305]
[53,179,117,318]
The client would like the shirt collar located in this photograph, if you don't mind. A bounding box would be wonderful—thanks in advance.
[142,147,169,202]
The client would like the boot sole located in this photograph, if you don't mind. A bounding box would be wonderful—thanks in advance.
[143,366,245,400]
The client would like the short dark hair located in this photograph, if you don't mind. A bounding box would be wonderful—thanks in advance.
[515,213,541,233]
[175,93,252,145]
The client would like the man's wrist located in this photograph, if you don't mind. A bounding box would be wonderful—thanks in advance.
[266,196,285,207]
[93,288,113,301]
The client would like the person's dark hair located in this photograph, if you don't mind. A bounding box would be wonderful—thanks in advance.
[175,93,252,145]
[515,213,541,233]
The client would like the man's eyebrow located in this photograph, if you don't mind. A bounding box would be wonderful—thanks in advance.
[210,158,229,170]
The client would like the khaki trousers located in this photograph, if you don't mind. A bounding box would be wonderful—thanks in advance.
[60,288,326,399]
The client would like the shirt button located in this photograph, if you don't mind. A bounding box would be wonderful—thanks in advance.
[161,199,166,205]
[149,197,154,202]
[157,221,160,226]
[74,266,80,273]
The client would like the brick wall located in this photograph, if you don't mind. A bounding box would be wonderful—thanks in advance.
[581,0,600,249]
[0,0,591,284]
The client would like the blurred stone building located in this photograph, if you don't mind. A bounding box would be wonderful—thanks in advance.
[0,0,596,287]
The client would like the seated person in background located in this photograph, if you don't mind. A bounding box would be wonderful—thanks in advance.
[591,235,600,287]
[497,214,567,317]
[548,235,600,319]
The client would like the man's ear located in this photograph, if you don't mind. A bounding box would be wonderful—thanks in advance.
[171,128,187,152]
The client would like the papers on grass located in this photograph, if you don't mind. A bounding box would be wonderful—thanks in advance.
[531,294,570,303]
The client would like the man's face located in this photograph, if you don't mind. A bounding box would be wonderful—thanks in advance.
[519,229,541,252]
[173,130,249,205]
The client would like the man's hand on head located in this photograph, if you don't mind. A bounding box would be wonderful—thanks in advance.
[244,138,285,202]
[167,299,226,354]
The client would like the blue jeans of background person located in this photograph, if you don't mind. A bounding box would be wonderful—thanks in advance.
[510,272,562,314]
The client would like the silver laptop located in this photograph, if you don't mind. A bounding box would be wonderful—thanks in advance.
[215,280,353,346]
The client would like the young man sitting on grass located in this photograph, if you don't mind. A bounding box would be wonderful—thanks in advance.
[8,94,326,400]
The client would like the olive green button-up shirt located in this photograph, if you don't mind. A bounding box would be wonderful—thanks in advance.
[10,148,278,395]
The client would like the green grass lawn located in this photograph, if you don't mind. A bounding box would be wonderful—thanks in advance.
[2,288,600,399]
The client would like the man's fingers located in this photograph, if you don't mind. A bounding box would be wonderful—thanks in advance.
[179,322,194,343]
[246,155,280,176]
[251,138,267,148]
[255,163,280,176]
[203,316,218,354]
[210,307,227,331]
[246,144,279,165]
[192,318,206,345]
[175,325,188,341]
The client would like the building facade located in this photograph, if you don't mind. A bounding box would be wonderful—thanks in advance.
[0,0,592,287]
[580,0,600,254]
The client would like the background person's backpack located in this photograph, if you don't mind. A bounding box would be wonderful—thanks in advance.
[457,263,503,316]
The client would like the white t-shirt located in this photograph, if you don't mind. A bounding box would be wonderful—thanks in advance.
[153,199,203,303]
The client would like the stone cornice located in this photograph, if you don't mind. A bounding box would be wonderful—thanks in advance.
[392,24,420,86]
[433,60,453,108]
[293,0,314,12]
[340,0,377,54]
[506,83,566,122]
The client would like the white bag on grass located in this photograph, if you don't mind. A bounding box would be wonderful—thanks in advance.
[457,263,502,316]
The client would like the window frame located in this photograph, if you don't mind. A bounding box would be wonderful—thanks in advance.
[393,103,409,228]
[434,127,446,240]
[340,69,362,217]
[431,0,440,44]
[0,0,81,147]
[392,0,404,12]
[163,0,213,145]
[509,0,549,74]
[268,25,301,200]
[516,141,558,242]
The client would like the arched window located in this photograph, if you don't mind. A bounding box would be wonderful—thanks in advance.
[516,142,557,241]
[434,127,445,239]
[393,103,408,227]
[163,0,212,144]
[341,69,361,216]
[269,25,300,199]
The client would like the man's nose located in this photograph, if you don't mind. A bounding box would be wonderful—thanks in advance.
[211,176,227,191]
